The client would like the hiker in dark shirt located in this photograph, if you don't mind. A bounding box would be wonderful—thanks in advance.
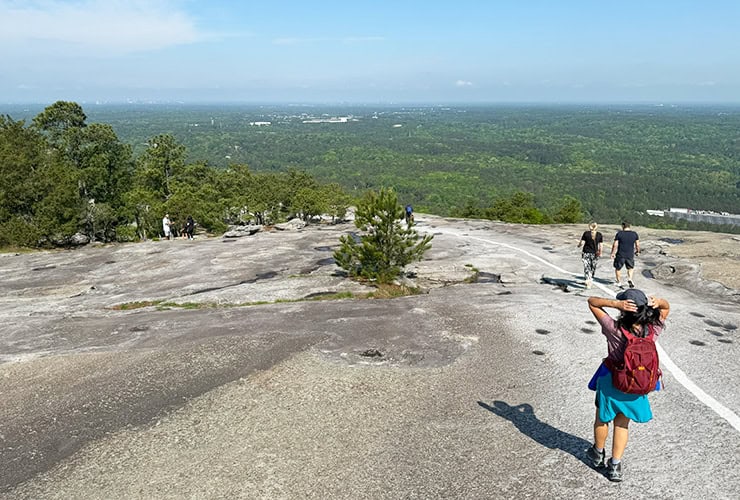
[610,222,640,289]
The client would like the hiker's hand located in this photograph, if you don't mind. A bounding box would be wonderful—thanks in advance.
[618,299,638,312]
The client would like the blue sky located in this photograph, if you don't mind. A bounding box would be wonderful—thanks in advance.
[1,0,738,104]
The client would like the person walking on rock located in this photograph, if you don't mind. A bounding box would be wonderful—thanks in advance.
[610,222,640,289]
[585,289,670,482]
[578,222,603,289]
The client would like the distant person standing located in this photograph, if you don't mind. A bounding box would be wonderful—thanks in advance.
[184,215,195,240]
[578,222,603,289]
[611,222,640,288]
[405,204,414,226]
[162,213,172,240]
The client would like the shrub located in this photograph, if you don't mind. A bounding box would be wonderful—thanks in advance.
[0,216,40,247]
[333,188,433,283]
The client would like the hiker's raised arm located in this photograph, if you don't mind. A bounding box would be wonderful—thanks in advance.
[588,296,612,321]
[588,296,637,311]
[648,296,670,322]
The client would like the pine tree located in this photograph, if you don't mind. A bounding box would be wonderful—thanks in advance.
[334,188,432,283]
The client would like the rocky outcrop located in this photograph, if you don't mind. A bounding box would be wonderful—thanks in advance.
[274,218,306,231]
[223,225,263,238]
[47,232,91,247]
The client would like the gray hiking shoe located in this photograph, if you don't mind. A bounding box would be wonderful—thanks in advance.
[607,459,623,482]
[586,445,606,468]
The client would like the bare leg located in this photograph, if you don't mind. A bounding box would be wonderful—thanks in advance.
[594,408,609,450]
[614,268,622,285]
[626,267,634,281]
[611,413,630,460]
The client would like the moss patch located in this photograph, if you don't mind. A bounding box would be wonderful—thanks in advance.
[110,300,162,310]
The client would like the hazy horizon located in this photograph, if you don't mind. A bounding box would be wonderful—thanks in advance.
[4,101,740,112]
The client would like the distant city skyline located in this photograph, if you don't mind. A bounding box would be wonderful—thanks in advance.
[1,0,739,104]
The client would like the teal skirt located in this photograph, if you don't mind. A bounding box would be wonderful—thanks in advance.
[596,372,653,424]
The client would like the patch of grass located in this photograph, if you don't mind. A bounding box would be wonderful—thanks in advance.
[240,300,272,306]
[157,302,210,310]
[463,275,479,284]
[367,283,421,299]
[0,245,37,254]
[463,265,480,283]
[112,286,417,312]
[310,291,355,301]
[110,300,162,310]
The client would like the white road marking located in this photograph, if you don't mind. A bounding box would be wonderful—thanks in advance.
[655,344,740,432]
[429,226,740,433]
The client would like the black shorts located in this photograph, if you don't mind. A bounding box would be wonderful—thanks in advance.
[613,255,634,270]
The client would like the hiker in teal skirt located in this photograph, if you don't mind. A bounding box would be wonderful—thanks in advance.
[586,289,670,482]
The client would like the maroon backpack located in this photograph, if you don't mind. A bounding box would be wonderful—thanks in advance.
[605,325,661,395]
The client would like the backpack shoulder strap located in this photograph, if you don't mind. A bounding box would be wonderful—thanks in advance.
[620,326,636,341]
[645,324,657,340]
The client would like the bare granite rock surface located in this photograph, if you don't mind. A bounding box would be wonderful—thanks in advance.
[1,215,738,498]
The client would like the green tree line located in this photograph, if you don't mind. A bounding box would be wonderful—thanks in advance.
[0,102,352,247]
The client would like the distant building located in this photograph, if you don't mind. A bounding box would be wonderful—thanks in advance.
[249,121,271,126]
[651,207,740,227]
[302,116,355,124]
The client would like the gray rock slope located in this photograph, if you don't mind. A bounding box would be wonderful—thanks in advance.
[1,216,738,498]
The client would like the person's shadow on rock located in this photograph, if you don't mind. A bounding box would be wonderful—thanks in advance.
[478,400,593,467]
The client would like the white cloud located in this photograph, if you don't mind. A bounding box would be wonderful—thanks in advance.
[455,80,473,87]
[0,0,201,54]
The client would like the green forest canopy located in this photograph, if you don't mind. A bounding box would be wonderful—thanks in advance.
[85,103,739,221]
[1,102,739,247]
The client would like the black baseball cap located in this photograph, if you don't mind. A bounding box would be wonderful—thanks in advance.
[616,288,648,306]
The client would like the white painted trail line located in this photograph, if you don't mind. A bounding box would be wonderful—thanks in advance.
[655,344,740,432]
[431,227,740,433]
